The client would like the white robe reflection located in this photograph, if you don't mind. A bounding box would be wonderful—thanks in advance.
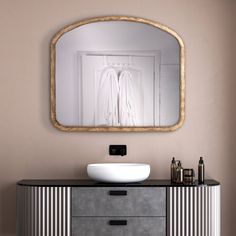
[118,70,137,126]
[97,68,138,126]
[97,67,119,126]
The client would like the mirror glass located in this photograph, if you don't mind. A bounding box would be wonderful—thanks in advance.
[51,17,185,131]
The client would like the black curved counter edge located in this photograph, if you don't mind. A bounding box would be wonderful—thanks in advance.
[17,179,220,187]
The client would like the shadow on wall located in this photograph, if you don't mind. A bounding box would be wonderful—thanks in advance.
[0,183,16,234]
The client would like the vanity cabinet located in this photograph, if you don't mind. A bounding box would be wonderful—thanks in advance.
[17,180,220,236]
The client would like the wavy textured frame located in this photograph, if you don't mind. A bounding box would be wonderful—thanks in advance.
[50,16,185,132]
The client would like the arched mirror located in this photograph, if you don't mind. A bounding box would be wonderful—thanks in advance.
[51,16,185,132]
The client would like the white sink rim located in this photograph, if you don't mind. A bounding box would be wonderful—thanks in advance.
[87,163,151,183]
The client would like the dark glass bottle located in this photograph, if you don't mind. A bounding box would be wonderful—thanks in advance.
[198,157,205,184]
[176,161,184,184]
[171,157,176,182]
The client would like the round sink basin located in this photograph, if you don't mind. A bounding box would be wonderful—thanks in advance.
[87,163,150,183]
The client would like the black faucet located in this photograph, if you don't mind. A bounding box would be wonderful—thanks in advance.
[109,145,127,156]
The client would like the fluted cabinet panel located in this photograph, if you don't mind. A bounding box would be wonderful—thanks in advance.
[17,186,71,236]
[167,186,220,236]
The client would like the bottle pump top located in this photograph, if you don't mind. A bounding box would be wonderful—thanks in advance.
[172,157,175,163]
[199,157,204,164]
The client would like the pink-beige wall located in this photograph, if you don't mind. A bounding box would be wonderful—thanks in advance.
[0,0,235,235]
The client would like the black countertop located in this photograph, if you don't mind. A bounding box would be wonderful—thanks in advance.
[17,179,220,187]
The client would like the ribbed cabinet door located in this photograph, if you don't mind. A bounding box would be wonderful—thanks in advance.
[17,186,71,236]
[167,186,220,236]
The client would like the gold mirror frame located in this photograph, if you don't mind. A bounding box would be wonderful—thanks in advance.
[50,16,185,132]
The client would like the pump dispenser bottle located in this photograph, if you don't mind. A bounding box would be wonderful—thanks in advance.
[171,157,176,182]
[176,161,184,184]
[198,157,205,184]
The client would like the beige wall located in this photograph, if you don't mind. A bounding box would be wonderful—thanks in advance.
[0,0,235,235]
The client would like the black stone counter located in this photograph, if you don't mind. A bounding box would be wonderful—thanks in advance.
[17,179,220,187]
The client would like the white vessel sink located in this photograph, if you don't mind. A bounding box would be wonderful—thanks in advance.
[87,163,150,183]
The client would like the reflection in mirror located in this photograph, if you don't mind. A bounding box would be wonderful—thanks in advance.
[51,17,185,131]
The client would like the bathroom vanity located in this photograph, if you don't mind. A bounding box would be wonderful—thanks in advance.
[17,180,220,236]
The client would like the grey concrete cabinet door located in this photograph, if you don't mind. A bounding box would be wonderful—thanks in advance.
[72,217,166,236]
[72,187,166,217]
